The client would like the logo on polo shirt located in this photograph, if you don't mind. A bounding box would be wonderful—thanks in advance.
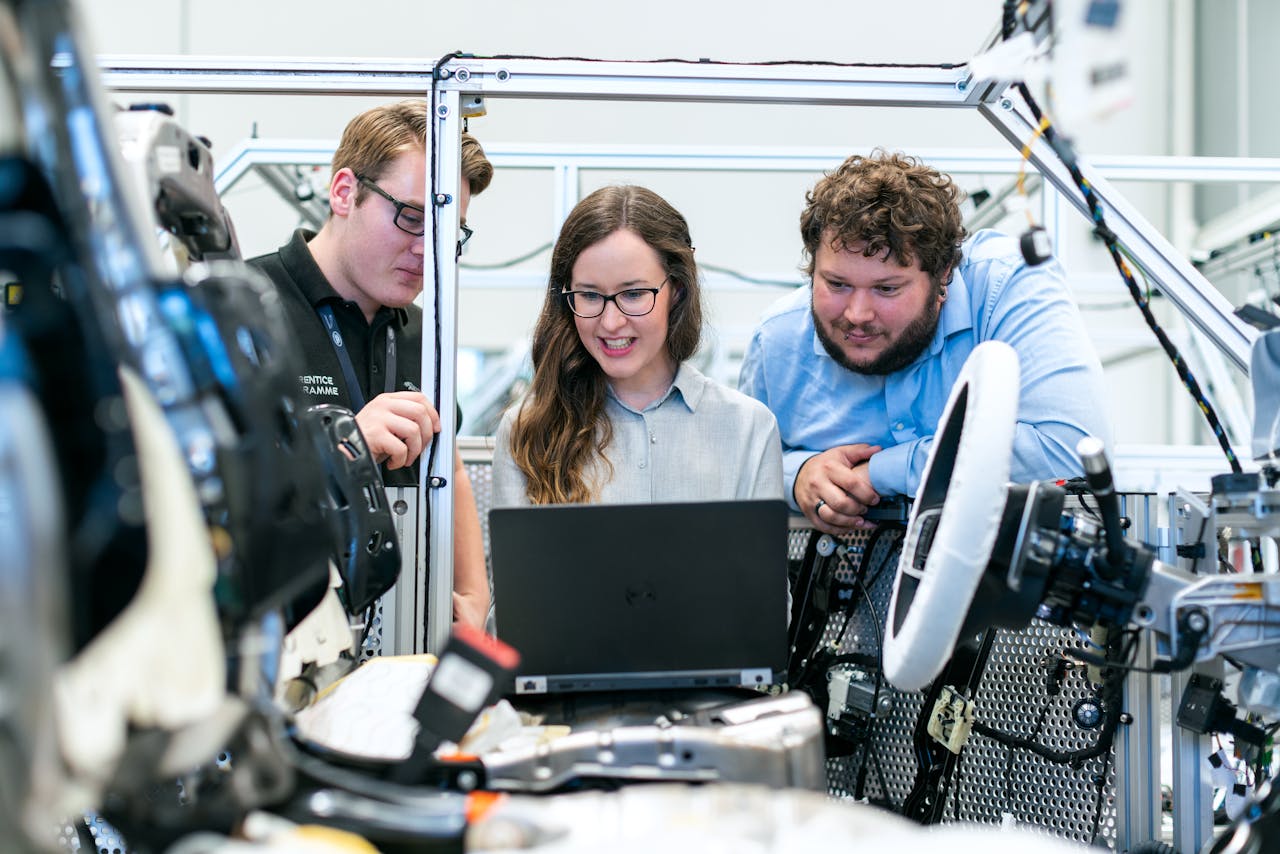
[300,374,340,397]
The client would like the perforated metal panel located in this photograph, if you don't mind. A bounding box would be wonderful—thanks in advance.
[467,457,497,563]
[64,813,126,853]
[360,455,497,660]
[795,525,1120,849]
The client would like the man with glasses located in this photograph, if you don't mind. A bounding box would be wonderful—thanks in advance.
[250,99,493,630]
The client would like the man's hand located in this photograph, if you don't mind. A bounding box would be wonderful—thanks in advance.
[452,591,487,631]
[795,444,882,534]
[354,391,441,470]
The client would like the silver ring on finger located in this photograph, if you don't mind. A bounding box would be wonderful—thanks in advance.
[815,498,827,517]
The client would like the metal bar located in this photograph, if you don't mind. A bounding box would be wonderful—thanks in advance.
[980,91,1258,373]
[423,89,463,655]
[213,138,336,194]
[1170,663,1218,854]
[252,164,326,228]
[553,163,578,232]
[1196,184,1280,255]
[1065,155,1280,183]
[1166,490,1219,854]
[381,485,420,656]
[964,173,1041,232]
[97,54,976,107]
[97,55,439,95]
[1114,496,1162,849]
[1117,638,1159,848]
[1196,229,1280,283]
[211,139,1280,194]
[1043,180,1067,261]
[442,57,976,107]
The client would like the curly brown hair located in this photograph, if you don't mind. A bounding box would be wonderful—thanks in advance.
[800,149,965,286]
[507,185,701,504]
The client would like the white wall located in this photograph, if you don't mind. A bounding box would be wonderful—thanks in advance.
[78,0,1223,446]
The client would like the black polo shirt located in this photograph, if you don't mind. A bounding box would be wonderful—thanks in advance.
[249,229,423,487]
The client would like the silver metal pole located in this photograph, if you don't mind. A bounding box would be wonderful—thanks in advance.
[97,55,975,108]
[423,88,463,655]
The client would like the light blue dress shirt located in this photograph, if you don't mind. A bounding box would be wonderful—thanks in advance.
[739,229,1112,508]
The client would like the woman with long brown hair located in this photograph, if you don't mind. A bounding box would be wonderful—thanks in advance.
[492,185,781,506]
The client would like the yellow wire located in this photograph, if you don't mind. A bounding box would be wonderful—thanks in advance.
[1016,115,1052,227]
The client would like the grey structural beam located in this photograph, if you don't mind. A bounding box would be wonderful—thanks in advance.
[98,54,977,107]
[980,88,1257,373]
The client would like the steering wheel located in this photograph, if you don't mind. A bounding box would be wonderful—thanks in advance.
[882,341,1020,692]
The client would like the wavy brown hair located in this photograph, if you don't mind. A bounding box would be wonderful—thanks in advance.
[801,149,965,287]
[508,185,701,504]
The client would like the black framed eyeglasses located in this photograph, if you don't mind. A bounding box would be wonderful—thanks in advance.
[562,278,668,318]
[457,223,474,260]
[355,173,426,236]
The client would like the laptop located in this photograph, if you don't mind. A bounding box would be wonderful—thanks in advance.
[489,499,789,695]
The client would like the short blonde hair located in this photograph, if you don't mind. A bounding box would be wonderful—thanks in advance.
[331,99,492,202]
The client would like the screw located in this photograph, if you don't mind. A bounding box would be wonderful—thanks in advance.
[955,79,968,92]
[455,67,471,82]
[1119,712,1133,725]
[436,104,450,118]
[495,68,511,81]
[1000,98,1013,111]
[456,770,478,791]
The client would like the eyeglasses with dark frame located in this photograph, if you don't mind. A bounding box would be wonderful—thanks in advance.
[356,173,475,259]
[562,278,669,318]
[457,223,474,260]
[355,174,426,236]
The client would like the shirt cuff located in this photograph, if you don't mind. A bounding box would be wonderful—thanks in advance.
[867,443,913,498]
[782,450,816,512]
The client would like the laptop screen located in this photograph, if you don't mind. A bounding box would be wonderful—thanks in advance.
[489,499,789,694]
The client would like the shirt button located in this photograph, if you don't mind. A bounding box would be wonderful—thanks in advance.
[894,422,905,431]
[639,462,646,469]
[372,364,380,373]
[649,432,656,444]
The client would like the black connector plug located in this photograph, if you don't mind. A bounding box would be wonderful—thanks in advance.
[1020,226,1054,266]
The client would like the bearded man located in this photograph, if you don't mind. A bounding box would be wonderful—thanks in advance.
[740,149,1111,535]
